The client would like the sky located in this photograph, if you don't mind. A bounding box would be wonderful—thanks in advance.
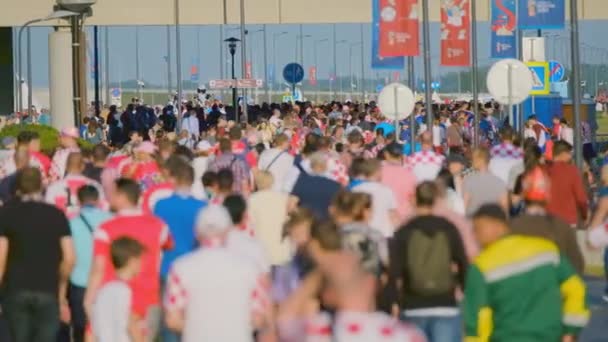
[14,20,608,88]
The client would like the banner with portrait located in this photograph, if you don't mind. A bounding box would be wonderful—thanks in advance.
[440,0,471,67]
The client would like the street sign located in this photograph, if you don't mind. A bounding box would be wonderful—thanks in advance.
[549,60,565,83]
[110,88,121,97]
[522,37,546,62]
[431,82,441,90]
[283,63,305,84]
[487,59,533,106]
[377,83,415,120]
[526,61,551,95]
[376,84,384,93]
[208,79,263,89]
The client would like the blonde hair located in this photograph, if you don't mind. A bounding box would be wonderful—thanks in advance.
[254,170,274,190]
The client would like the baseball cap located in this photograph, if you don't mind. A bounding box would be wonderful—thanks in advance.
[60,127,80,139]
[195,205,233,237]
[196,140,212,152]
[133,141,158,154]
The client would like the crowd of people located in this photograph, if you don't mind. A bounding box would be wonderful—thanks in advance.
[0,95,603,342]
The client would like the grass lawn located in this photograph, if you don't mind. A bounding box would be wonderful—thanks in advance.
[597,114,608,135]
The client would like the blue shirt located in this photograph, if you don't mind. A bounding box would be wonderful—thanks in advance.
[38,113,51,126]
[154,193,206,279]
[69,207,113,287]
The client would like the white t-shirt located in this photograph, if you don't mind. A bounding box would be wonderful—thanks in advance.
[227,229,271,274]
[258,148,294,192]
[191,156,211,200]
[91,280,131,342]
[165,248,267,342]
[432,125,443,147]
[352,182,398,238]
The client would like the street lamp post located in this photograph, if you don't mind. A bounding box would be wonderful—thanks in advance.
[272,31,288,103]
[16,10,79,114]
[225,37,241,119]
[295,34,312,66]
[336,40,348,101]
[349,42,362,101]
[314,38,328,103]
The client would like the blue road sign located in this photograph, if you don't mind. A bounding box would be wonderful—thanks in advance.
[283,63,304,84]
[431,82,441,90]
[526,61,550,95]
[549,60,565,83]
[111,88,121,97]
[376,84,384,93]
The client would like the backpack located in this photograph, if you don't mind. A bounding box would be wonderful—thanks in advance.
[406,230,454,296]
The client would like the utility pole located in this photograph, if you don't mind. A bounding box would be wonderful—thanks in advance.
[570,0,583,170]
[104,26,110,106]
[239,0,248,122]
[167,25,172,97]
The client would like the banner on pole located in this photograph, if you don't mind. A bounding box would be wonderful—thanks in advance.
[440,0,471,67]
[518,0,565,29]
[372,0,405,69]
[190,65,199,82]
[268,65,274,84]
[309,66,317,86]
[377,0,419,57]
[245,62,252,79]
[392,71,401,82]
[491,0,517,59]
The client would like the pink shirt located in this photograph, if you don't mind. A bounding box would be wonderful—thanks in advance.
[380,161,417,220]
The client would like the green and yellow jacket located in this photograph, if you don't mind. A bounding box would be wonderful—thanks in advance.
[464,235,589,342]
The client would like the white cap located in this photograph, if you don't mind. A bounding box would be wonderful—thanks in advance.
[195,205,233,237]
[196,140,212,152]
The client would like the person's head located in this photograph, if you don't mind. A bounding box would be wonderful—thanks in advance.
[346,131,365,149]
[553,140,573,163]
[472,147,491,170]
[499,125,514,143]
[77,185,100,207]
[309,152,328,175]
[218,138,232,153]
[330,191,372,224]
[229,126,242,141]
[65,152,85,175]
[165,156,194,188]
[420,131,433,149]
[13,146,30,170]
[523,144,542,172]
[435,168,455,197]
[560,118,569,127]
[111,178,141,211]
[110,237,145,278]
[552,116,561,126]
[472,204,510,248]
[308,220,342,257]
[383,142,403,162]
[129,131,143,143]
[522,167,551,208]
[273,133,290,150]
[350,158,381,181]
[217,169,234,194]
[91,144,110,166]
[446,153,467,176]
[60,127,79,148]
[223,194,247,226]
[158,139,176,161]
[195,204,234,241]
[415,181,439,211]
[15,167,43,198]
[27,131,41,152]
[16,131,33,148]
[284,208,315,248]
[254,170,274,191]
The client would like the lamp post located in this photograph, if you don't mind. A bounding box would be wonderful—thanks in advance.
[225,37,241,119]
[272,31,288,102]
[16,9,79,114]
[349,42,362,101]
[295,34,312,67]
[336,40,348,100]
[314,38,328,103]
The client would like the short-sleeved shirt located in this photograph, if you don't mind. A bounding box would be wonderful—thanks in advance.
[91,280,132,342]
[352,182,398,238]
[409,150,445,183]
[291,173,342,220]
[0,200,71,295]
[93,210,170,316]
[463,172,507,216]
[45,174,107,219]
[208,153,251,194]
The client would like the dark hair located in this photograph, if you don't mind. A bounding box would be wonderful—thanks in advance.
[415,181,439,207]
[217,169,234,192]
[16,131,33,145]
[472,204,507,223]
[114,178,141,205]
[350,158,380,178]
[15,167,42,195]
[436,168,455,192]
[223,194,247,225]
[169,158,194,185]
[77,185,100,204]
[310,220,341,251]
[110,236,145,269]
[553,140,573,157]
[218,138,232,153]
[202,171,218,187]
[92,144,110,163]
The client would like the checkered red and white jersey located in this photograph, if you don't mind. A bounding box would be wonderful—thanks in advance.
[45,174,108,219]
[326,153,349,186]
[408,150,445,183]
[490,143,523,159]
[305,311,427,342]
[0,151,51,184]
[50,147,80,181]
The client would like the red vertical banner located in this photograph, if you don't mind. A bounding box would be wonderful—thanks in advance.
[392,71,401,82]
[440,0,471,67]
[245,62,252,79]
[378,0,420,57]
[309,66,317,86]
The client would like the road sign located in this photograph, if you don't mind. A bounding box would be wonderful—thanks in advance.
[283,63,305,84]
[110,88,121,97]
[549,60,565,83]
[377,83,415,120]
[376,84,384,93]
[522,37,546,62]
[526,61,551,95]
[208,79,263,89]
[431,82,441,90]
[487,59,533,106]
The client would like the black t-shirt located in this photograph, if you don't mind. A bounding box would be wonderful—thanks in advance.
[0,201,71,295]
[83,164,103,183]
[291,173,341,220]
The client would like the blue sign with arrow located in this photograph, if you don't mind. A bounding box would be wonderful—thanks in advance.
[283,63,304,84]
[549,60,565,83]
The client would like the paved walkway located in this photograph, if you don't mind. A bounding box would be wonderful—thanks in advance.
[581,277,607,342]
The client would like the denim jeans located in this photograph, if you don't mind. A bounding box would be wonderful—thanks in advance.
[402,314,462,342]
[3,291,60,342]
